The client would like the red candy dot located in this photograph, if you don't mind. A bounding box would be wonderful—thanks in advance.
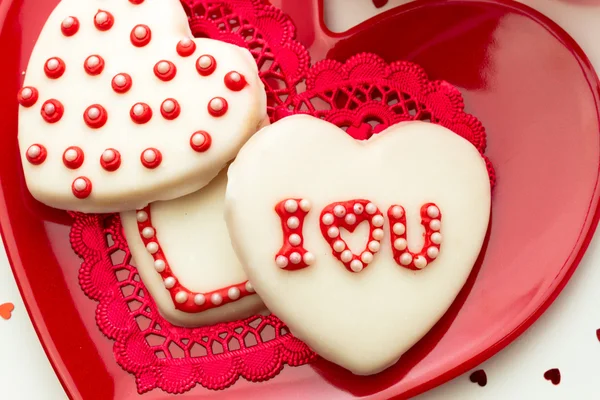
[63,146,84,169]
[131,24,151,47]
[112,73,132,93]
[154,61,176,81]
[41,99,64,123]
[94,10,114,31]
[129,0,144,4]
[61,16,79,37]
[72,177,92,199]
[161,99,180,120]
[130,103,152,124]
[44,57,66,79]
[84,105,108,129]
[224,71,247,91]
[208,97,228,117]
[196,55,216,76]
[100,148,121,172]
[141,148,162,169]
[176,38,196,57]
[18,87,39,107]
[190,131,212,153]
[26,144,47,165]
[84,55,105,76]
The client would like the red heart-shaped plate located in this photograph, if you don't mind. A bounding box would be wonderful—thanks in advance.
[1,0,599,399]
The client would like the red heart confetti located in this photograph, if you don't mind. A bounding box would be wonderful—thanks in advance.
[544,368,561,385]
[469,369,487,387]
[0,302,14,320]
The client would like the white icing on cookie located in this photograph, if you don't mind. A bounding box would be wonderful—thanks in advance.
[121,169,265,327]
[19,0,266,212]
[225,116,491,375]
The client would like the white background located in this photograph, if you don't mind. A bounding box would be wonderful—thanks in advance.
[2,0,600,398]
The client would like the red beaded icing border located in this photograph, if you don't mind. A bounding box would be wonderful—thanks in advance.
[320,200,384,273]
[135,206,257,313]
[388,203,442,270]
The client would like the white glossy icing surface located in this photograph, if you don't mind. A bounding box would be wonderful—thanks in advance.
[225,116,491,375]
[19,0,266,212]
[121,169,265,327]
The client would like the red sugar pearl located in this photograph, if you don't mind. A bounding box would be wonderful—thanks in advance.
[63,146,84,169]
[141,148,162,169]
[129,0,145,4]
[100,148,121,172]
[224,71,247,91]
[196,55,216,76]
[72,177,92,199]
[26,144,47,165]
[84,55,105,76]
[130,103,152,124]
[190,131,212,153]
[161,99,180,120]
[41,99,64,123]
[44,57,66,79]
[94,10,114,31]
[154,61,176,81]
[176,38,196,57]
[131,24,151,47]
[84,105,108,129]
[112,73,132,93]
[208,97,228,117]
[61,16,79,36]
[18,87,39,107]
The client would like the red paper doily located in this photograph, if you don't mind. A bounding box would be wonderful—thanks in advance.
[183,0,310,117]
[71,213,315,394]
[68,2,494,395]
[277,53,495,186]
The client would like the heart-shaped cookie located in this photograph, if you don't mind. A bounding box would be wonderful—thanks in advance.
[121,169,265,327]
[18,0,266,213]
[225,115,491,375]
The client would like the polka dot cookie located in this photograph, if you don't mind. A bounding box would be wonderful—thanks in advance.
[18,0,267,213]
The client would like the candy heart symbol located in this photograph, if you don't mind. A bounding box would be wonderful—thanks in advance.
[0,303,15,320]
[226,115,491,374]
[544,368,561,385]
